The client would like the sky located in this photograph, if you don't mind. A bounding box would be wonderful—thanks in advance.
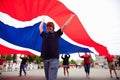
[58,0,120,60]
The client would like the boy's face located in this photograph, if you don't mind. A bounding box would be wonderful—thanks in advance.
[46,26,54,32]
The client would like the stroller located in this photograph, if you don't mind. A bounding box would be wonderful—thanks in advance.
[0,58,5,75]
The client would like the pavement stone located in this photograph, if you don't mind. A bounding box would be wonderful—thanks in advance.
[0,67,120,80]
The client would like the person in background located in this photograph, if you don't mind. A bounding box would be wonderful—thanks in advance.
[61,54,70,77]
[0,57,5,65]
[19,55,28,76]
[39,14,75,80]
[0,57,5,75]
[105,55,119,79]
[78,52,91,78]
[117,56,120,69]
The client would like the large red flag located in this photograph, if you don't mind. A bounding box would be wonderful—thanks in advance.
[0,0,110,56]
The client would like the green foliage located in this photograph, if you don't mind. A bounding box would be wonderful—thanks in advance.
[59,60,63,64]
[6,55,13,61]
[0,55,43,64]
[81,60,84,65]
[69,59,76,64]
[28,56,43,64]
[90,57,94,63]
[35,56,43,64]
[28,56,36,62]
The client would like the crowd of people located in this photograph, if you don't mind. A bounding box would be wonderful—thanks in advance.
[0,54,120,79]
[0,55,43,73]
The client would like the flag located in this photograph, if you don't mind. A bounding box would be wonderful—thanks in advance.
[0,0,112,56]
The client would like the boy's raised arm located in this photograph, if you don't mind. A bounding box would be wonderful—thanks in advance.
[39,17,45,34]
[61,14,75,32]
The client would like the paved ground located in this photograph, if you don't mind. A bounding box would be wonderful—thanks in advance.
[0,67,120,80]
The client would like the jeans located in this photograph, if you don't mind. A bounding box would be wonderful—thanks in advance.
[84,64,90,74]
[43,59,59,80]
[19,64,26,76]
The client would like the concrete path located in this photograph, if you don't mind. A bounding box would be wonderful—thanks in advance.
[0,67,120,80]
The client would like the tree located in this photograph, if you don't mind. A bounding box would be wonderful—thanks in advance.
[90,57,94,63]
[36,56,43,64]
[69,59,76,64]
[28,56,43,64]
[6,55,13,61]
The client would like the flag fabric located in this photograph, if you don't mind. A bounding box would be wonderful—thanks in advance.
[0,0,110,56]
